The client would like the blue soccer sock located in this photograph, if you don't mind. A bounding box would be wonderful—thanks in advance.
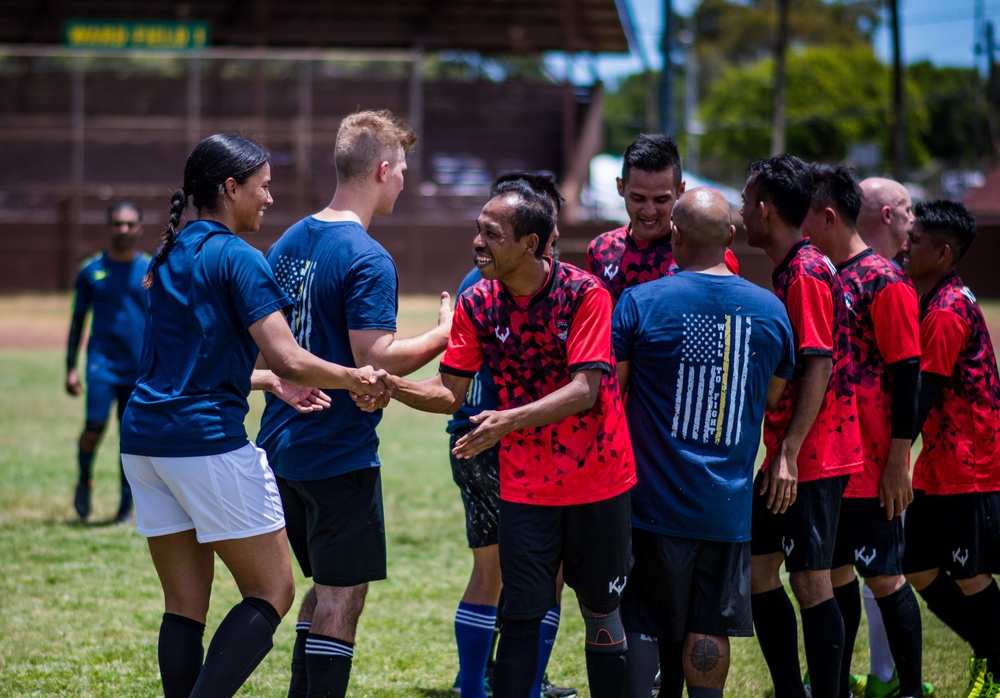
[456,602,498,698]
[531,604,561,698]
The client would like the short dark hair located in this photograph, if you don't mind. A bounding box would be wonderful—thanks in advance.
[622,134,682,187]
[915,199,977,262]
[107,201,142,224]
[747,154,813,228]
[490,179,555,258]
[810,163,862,226]
[491,171,565,214]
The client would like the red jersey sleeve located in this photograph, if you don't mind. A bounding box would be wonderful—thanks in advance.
[724,248,740,275]
[440,300,484,375]
[920,308,970,377]
[566,286,612,372]
[786,275,834,355]
[871,281,921,364]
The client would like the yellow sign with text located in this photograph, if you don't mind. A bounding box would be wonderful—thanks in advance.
[64,20,210,50]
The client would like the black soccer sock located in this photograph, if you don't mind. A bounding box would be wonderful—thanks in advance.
[78,447,95,483]
[158,612,205,698]
[833,578,861,698]
[657,638,685,698]
[800,598,844,698]
[687,687,723,698]
[493,616,541,698]
[623,632,658,698]
[966,580,1000,664]
[189,597,281,698]
[917,573,979,649]
[288,621,310,698]
[875,583,923,697]
[305,633,354,698]
[751,587,806,698]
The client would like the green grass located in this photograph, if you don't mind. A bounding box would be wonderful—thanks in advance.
[0,295,982,696]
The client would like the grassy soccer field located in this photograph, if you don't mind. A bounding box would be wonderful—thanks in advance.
[0,293,983,696]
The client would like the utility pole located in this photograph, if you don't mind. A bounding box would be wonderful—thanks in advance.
[659,0,675,136]
[771,0,790,156]
[889,0,906,181]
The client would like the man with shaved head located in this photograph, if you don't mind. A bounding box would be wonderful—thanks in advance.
[857,177,914,262]
[612,187,795,698]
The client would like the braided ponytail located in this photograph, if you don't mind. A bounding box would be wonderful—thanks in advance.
[143,187,187,289]
[143,134,268,289]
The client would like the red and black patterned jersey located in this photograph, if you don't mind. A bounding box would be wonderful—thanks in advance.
[915,272,1000,494]
[763,240,863,482]
[837,248,920,498]
[587,224,740,304]
[440,259,636,506]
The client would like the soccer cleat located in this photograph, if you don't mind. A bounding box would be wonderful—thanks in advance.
[864,670,935,697]
[964,657,990,698]
[540,674,577,697]
[74,479,93,519]
[982,673,1000,698]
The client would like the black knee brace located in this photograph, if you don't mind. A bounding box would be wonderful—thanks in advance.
[580,604,627,653]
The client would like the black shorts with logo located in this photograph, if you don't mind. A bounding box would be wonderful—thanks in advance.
[449,429,501,549]
[831,497,904,577]
[902,489,1000,579]
[498,491,633,620]
[751,471,849,572]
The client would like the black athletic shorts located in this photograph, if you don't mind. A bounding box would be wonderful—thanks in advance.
[621,528,752,642]
[277,468,387,587]
[902,489,1000,579]
[449,429,501,549]
[831,497,904,577]
[751,471,849,572]
[498,491,632,620]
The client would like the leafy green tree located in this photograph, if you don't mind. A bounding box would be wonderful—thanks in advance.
[907,61,987,165]
[698,45,929,176]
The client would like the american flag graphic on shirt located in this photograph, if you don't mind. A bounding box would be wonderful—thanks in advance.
[673,312,752,446]
[271,253,316,350]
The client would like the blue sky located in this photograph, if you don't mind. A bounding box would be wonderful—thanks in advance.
[576,0,1000,86]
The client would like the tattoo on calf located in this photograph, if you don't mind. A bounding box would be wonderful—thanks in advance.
[689,638,723,675]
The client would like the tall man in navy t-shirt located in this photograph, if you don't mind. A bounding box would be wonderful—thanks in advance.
[612,188,795,698]
[256,109,452,698]
[66,201,150,522]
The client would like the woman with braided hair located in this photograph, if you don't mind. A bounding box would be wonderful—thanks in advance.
[120,134,388,698]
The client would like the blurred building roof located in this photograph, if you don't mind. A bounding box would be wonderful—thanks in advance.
[964,164,1000,222]
[0,0,631,54]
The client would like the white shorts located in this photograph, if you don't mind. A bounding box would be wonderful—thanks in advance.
[122,443,285,543]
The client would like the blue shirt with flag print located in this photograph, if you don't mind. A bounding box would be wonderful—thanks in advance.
[257,218,398,481]
[121,220,291,458]
[612,271,795,542]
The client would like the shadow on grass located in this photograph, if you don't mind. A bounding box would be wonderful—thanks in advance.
[414,689,456,697]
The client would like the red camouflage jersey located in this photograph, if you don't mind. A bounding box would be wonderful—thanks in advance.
[441,259,636,506]
[837,248,920,498]
[915,272,1000,494]
[763,240,863,482]
[587,224,740,304]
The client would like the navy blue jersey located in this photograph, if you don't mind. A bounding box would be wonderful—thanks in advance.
[121,220,291,457]
[257,218,398,481]
[68,251,151,383]
[612,272,795,542]
[446,267,500,434]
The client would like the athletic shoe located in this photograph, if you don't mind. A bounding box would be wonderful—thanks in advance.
[964,658,990,698]
[74,479,93,519]
[804,671,867,697]
[540,674,577,697]
[865,669,936,697]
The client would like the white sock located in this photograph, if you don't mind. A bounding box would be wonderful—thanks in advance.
[863,583,895,683]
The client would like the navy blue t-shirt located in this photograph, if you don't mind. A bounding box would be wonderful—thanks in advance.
[446,267,500,434]
[257,218,398,481]
[121,220,291,457]
[612,272,795,542]
[69,251,151,384]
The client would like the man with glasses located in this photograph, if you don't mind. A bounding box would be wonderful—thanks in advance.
[66,201,150,522]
